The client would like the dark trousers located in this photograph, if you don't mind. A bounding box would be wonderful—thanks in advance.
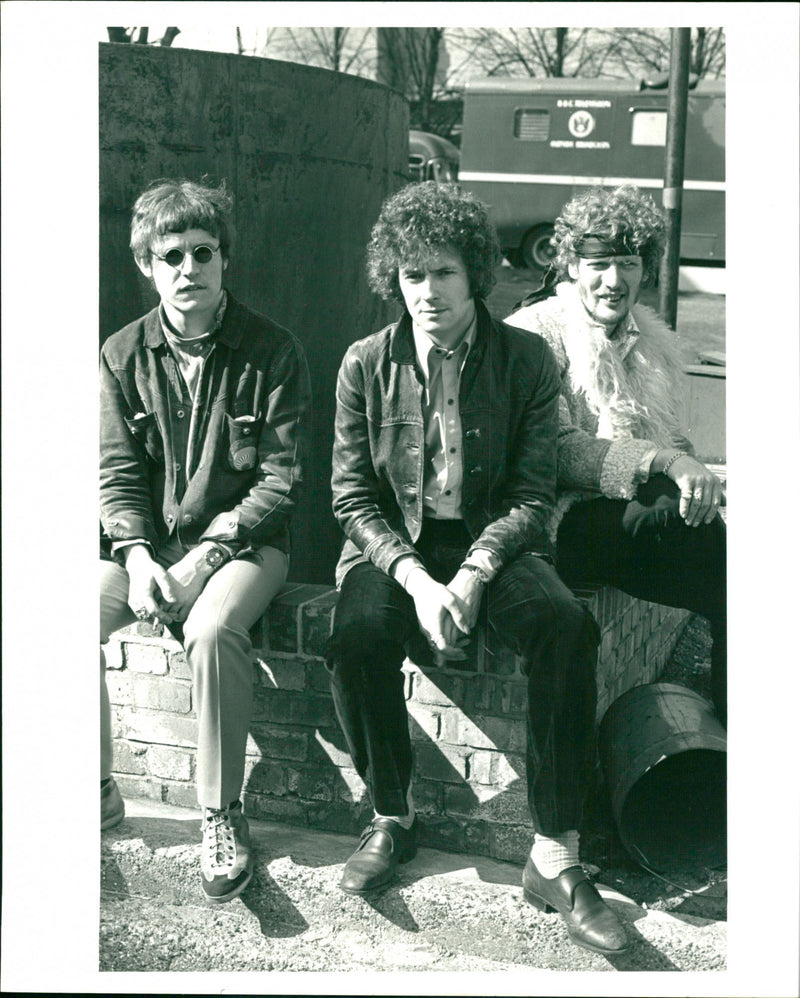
[556,476,727,723]
[325,519,600,837]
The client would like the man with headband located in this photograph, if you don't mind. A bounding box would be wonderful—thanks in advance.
[508,185,727,729]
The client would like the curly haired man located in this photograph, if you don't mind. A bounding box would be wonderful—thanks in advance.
[508,185,726,724]
[325,181,629,956]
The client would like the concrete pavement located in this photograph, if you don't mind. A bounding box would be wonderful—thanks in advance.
[100,796,726,974]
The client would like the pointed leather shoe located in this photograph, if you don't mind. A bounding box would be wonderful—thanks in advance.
[339,817,418,895]
[522,857,629,956]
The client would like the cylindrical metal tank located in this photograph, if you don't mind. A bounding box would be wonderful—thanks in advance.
[598,682,727,872]
[99,42,409,583]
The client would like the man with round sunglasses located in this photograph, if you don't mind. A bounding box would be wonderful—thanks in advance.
[100,178,311,903]
[507,185,726,725]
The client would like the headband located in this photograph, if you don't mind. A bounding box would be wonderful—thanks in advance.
[573,233,640,258]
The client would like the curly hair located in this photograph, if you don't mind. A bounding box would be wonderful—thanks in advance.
[367,181,501,302]
[552,185,666,286]
[130,178,235,265]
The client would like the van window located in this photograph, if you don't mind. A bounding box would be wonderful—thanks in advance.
[630,109,667,146]
[514,108,550,141]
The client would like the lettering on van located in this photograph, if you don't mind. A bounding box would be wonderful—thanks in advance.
[556,99,612,109]
[550,140,611,150]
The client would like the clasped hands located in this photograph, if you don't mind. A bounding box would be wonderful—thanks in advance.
[406,566,486,660]
[124,544,216,626]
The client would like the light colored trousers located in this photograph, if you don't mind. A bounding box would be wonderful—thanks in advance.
[100,539,288,809]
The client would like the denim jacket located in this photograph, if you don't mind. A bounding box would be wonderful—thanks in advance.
[332,300,560,586]
[100,292,311,558]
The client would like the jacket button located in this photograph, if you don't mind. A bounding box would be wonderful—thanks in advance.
[176,409,185,418]
[166,515,174,523]
[243,427,251,435]
[184,514,193,524]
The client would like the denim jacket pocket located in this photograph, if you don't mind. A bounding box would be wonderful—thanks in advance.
[225,412,261,471]
[123,411,164,465]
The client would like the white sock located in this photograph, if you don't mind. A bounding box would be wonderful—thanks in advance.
[375,788,415,830]
[530,830,580,878]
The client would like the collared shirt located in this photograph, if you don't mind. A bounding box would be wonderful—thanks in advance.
[392,311,501,589]
[412,314,476,520]
[610,311,660,477]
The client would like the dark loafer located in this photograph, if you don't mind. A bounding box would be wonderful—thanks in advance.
[522,857,629,956]
[339,817,418,895]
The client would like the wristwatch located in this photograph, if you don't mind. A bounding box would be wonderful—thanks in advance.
[204,545,229,570]
[460,562,490,585]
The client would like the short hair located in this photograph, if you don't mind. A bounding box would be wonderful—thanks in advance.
[129,178,235,265]
[366,181,501,302]
[552,185,666,286]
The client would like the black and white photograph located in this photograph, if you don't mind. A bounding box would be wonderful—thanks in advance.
[2,3,799,995]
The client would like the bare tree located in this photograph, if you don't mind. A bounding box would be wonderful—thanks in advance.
[447,27,612,79]
[601,27,725,81]
[106,27,180,46]
[274,26,372,75]
[377,28,453,131]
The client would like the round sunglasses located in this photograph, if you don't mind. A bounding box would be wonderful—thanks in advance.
[153,244,221,268]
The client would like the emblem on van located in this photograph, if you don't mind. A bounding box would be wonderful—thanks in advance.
[568,111,595,138]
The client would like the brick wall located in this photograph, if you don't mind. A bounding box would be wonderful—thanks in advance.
[107,584,689,864]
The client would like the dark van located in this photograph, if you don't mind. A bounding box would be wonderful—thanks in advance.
[458,77,725,270]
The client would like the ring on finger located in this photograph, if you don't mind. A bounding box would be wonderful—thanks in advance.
[135,607,149,620]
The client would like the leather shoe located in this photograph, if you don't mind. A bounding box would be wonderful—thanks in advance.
[339,817,418,895]
[522,857,629,956]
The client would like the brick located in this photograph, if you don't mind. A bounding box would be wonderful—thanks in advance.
[488,678,528,719]
[307,659,333,693]
[162,781,199,809]
[118,706,197,748]
[256,655,306,691]
[103,640,124,671]
[247,724,308,762]
[288,693,337,728]
[253,686,295,722]
[147,745,193,781]
[417,815,466,853]
[168,650,192,680]
[286,766,334,802]
[106,670,132,706]
[125,642,170,675]
[308,729,355,769]
[245,760,287,795]
[300,589,338,656]
[244,793,309,825]
[131,674,192,714]
[113,772,164,802]
[332,766,367,804]
[464,819,490,855]
[488,822,532,865]
[408,705,441,741]
[306,800,366,836]
[414,742,468,783]
[410,778,442,813]
[411,672,465,708]
[112,738,148,775]
[443,784,482,816]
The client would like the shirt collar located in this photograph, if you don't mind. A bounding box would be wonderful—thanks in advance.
[158,290,228,344]
[411,309,477,382]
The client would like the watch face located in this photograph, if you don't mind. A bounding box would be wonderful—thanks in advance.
[205,547,224,568]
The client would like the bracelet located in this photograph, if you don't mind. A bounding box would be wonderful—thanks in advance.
[661,451,688,476]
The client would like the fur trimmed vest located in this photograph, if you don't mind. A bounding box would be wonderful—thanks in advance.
[508,282,693,539]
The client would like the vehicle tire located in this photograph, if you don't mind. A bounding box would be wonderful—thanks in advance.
[520,224,556,271]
